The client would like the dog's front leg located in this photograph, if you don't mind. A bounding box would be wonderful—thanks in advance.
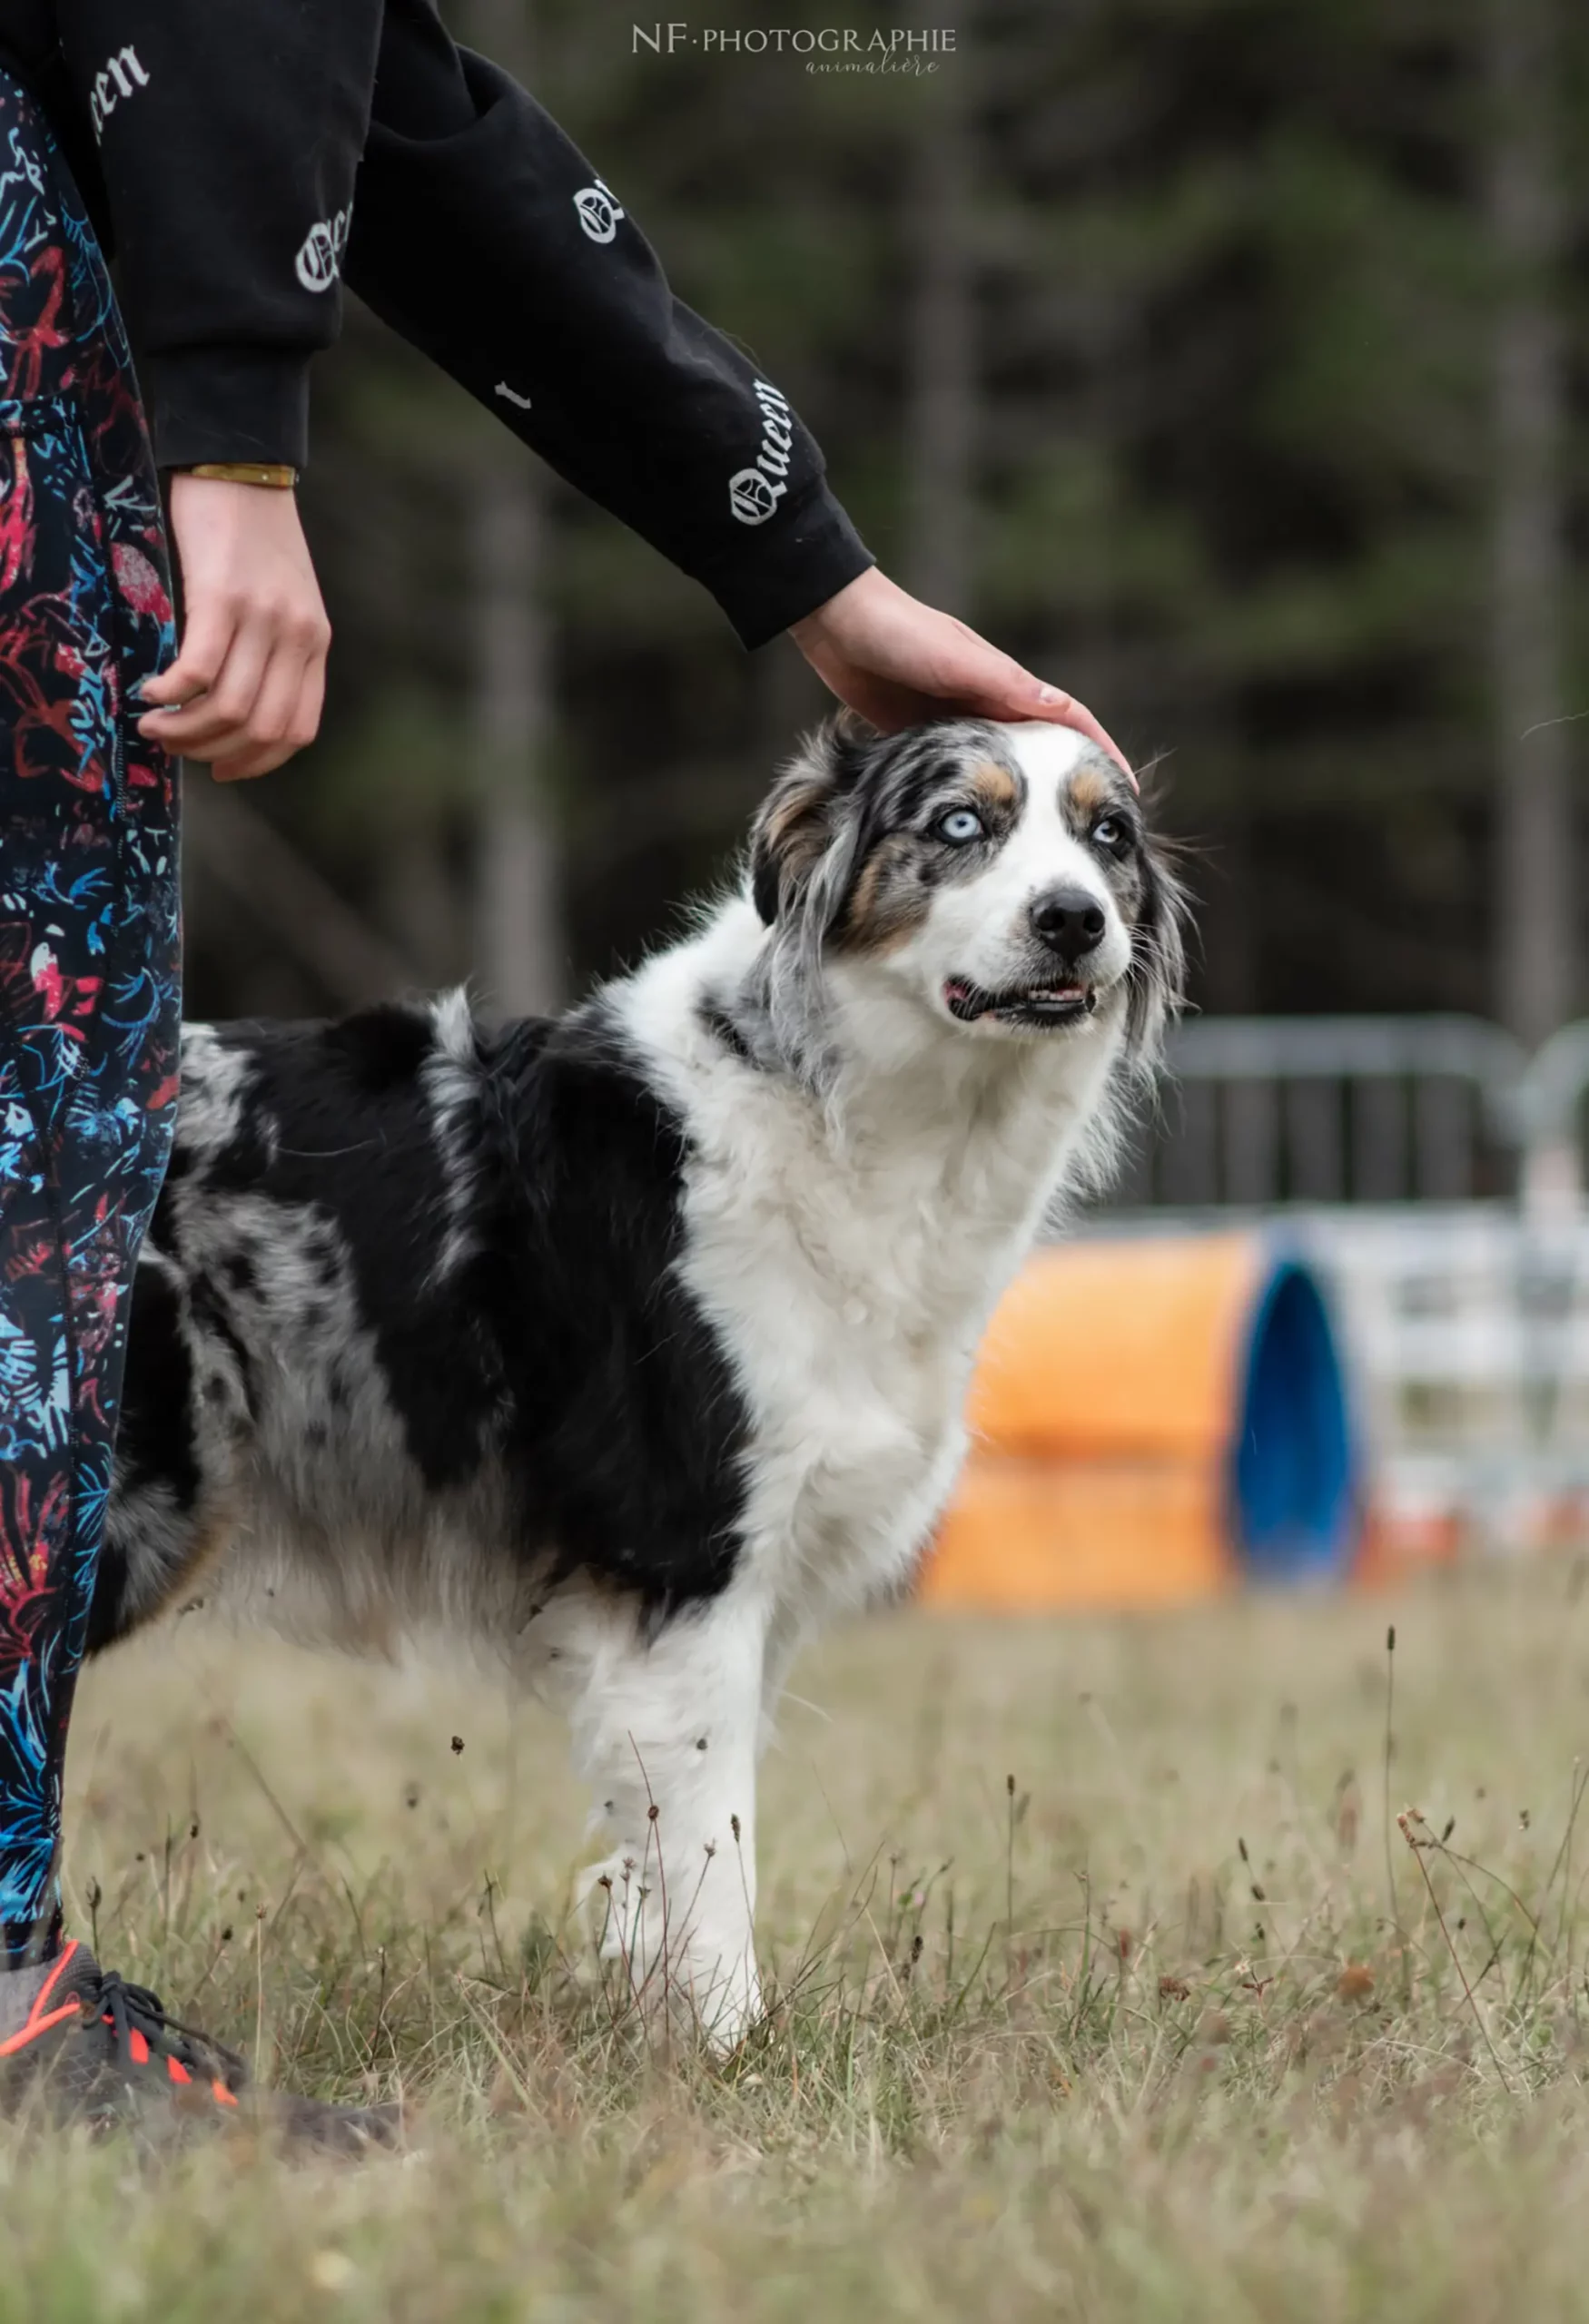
[543,1587,765,2049]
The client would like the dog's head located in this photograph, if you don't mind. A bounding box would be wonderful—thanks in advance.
[746,715,1186,1083]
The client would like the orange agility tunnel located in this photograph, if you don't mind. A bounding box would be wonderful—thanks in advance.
[918,1233,1360,1611]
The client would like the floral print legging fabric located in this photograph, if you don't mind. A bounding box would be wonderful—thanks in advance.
[0,72,180,1965]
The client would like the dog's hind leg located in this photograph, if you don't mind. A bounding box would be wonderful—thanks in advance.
[537,1585,765,2050]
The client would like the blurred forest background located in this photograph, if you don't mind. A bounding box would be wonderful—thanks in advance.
[178,0,1589,1049]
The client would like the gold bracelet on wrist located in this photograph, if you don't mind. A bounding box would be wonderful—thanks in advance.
[183,461,300,489]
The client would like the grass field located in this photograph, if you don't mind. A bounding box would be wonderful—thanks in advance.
[8,1565,1589,2319]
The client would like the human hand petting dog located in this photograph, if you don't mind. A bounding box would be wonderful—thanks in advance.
[136,474,331,783]
[789,567,1135,783]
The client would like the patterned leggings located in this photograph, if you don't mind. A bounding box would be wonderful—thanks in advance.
[0,74,180,1965]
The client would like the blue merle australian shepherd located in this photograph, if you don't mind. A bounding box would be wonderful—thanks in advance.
[95,717,1185,2043]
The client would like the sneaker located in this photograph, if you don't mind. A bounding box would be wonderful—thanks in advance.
[0,1940,400,2151]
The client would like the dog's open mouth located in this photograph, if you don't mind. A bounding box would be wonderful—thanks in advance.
[943,977,1097,1029]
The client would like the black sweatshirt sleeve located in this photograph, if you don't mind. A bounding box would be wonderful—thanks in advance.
[54,3,383,468]
[345,2,872,649]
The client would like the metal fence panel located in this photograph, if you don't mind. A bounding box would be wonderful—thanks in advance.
[1122,1016,1531,1208]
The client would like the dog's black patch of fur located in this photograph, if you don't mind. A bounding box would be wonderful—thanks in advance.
[478,1009,751,1602]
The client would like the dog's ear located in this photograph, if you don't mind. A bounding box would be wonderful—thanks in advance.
[750,712,877,926]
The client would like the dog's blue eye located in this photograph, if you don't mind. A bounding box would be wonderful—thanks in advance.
[1093,815,1126,850]
[935,808,985,845]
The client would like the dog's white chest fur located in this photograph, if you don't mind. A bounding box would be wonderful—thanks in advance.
[618,902,1123,1630]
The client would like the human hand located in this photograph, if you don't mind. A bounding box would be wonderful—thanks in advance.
[136,474,331,782]
[789,567,1133,783]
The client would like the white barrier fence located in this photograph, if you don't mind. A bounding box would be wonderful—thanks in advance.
[1294,1207,1589,1553]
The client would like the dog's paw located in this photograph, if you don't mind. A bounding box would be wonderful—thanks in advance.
[581,1851,762,2051]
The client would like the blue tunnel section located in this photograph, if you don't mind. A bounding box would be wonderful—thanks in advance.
[1229,1256,1357,1581]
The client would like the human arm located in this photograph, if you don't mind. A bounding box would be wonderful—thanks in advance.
[66,0,864,767]
[344,0,872,652]
[66,0,1122,774]
[349,5,1129,767]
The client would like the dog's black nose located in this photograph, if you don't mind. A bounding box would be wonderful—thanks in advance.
[1029,888,1106,964]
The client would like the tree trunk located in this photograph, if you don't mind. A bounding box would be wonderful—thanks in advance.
[470,466,561,1015]
[903,0,976,611]
[183,781,418,1009]
[1488,0,1573,1049]
[469,0,562,1019]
